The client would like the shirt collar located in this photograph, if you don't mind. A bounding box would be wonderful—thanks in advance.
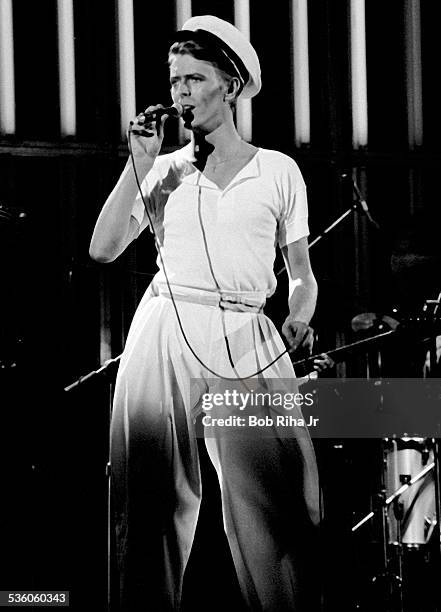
[180,144,261,191]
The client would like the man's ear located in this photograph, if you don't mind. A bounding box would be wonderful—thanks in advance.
[223,77,241,103]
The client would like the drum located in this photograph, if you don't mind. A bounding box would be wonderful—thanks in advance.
[383,437,437,546]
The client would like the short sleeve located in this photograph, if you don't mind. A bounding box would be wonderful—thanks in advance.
[277,158,309,247]
[130,164,161,235]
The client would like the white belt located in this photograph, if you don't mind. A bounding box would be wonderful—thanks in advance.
[155,283,266,314]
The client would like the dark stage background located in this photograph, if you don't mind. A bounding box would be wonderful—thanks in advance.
[1,1,440,610]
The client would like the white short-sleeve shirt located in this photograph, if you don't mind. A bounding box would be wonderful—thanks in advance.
[131,144,309,298]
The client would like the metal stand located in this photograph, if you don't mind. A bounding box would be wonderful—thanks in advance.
[422,293,441,563]
[276,173,378,276]
[352,459,436,611]
[432,437,441,580]
[369,490,403,612]
[352,461,436,533]
[63,356,120,392]
[350,295,441,611]
[64,357,120,612]
[106,380,114,612]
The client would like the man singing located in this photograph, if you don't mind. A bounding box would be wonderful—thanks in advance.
[90,15,320,611]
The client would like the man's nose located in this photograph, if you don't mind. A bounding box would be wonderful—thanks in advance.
[177,80,191,97]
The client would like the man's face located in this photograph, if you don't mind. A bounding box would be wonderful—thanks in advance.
[169,54,228,133]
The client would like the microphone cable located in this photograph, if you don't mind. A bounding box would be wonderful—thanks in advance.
[127,129,297,381]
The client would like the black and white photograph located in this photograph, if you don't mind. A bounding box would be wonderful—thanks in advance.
[0,1,440,611]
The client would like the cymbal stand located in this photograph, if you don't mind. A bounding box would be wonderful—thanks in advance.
[389,490,405,612]
[369,445,403,612]
[106,380,114,612]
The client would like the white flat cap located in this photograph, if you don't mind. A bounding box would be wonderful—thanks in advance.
[179,15,261,99]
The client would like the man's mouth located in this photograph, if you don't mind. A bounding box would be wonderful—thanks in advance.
[182,105,195,116]
[182,106,195,127]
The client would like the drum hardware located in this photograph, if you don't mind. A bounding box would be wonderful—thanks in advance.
[352,452,435,612]
[351,456,436,537]
[425,515,437,544]
[351,312,400,333]
[421,293,441,582]
[367,484,404,612]
[294,296,441,610]
[293,318,438,381]
[423,292,441,317]
[349,313,400,378]
[422,292,441,379]
[292,328,396,373]
[383,437,437,548]
[292,305,441,376]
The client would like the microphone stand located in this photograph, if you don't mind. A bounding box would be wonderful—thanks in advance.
[308,200,361,249]
[347,173,380,230]
[64,356,121,611]
[276,171,378,276]
[63,356,121,392]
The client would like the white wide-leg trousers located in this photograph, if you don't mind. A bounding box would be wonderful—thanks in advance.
[110,285,320,611]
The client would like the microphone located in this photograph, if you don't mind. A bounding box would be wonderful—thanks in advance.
[140,103,183,123]
[352,181,380,229]
[341,171,380,229]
